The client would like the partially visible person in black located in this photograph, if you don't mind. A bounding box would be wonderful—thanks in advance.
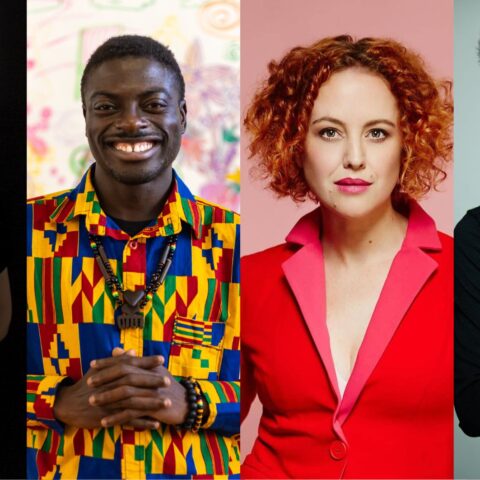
[455,38,480,439]
[455,207,480,436]
[0,2,27,478]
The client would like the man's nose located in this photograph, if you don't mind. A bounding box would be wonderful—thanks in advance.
[115,105,148,134]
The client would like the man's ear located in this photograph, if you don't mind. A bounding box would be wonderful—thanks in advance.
[179,99,187,134]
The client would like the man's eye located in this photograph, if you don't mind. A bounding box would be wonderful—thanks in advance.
[146,101,167,110]
[94,104,115,111]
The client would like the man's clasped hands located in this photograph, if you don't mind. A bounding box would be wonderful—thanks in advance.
[53,347,191,430]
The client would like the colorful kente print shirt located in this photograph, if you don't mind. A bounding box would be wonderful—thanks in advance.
[27,167,240,479]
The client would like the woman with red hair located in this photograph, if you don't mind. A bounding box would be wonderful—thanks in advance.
[241,35,453,478]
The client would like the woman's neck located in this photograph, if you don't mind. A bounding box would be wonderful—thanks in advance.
[320,201,408,265]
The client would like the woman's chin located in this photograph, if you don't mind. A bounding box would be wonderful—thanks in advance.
[320,197,394,221]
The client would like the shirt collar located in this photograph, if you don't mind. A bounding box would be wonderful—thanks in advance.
[50,165,203,239]
[285,200,441,251]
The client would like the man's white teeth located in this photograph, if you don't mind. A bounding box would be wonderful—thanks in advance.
[114,142,154,153]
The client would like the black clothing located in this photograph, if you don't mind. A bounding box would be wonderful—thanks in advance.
[0,3,26,477]
[455,207,480,436]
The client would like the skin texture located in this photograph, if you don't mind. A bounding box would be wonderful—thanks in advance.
[88,349,188,427]
[53,56,192,429]
[83,56,187,221]
[304,67,408,380]
[304,67,402,221]
[0,268,12,341]
[53,349,186,429]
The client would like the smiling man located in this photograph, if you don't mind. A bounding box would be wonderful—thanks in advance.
[27,35,240,479]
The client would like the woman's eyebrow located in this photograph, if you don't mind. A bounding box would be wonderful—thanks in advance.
[311,116,345,127]
[363,119,396,128]
[311,116,396,128]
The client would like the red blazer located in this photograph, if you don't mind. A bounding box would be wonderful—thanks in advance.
[241,202,453,479]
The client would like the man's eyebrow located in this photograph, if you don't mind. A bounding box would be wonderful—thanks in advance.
[90,91,117,100]
[89,88,172,101]
[141,88,172,98]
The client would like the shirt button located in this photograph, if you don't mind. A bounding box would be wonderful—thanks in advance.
[330,440,347,460]
[129,240,138,250]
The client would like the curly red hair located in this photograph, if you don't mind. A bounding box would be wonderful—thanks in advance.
[244,35,453,202]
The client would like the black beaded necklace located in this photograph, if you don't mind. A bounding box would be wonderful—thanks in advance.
[89,233,178,330]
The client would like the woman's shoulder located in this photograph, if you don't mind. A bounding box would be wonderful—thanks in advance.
[437,230,453,249]
[241,244,299,299]
[432,231,453,270]
[242,243,296,271]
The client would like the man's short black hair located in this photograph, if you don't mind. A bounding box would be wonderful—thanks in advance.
[81,35,185,103]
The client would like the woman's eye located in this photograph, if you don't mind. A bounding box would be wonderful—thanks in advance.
[367,128,388,140]
[319,128,339,139]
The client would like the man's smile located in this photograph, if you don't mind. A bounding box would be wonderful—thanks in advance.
[103,133,165,160]
[112,141,155,153]
[105,139,162,161]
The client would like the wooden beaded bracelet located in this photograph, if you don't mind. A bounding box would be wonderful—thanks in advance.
[191,381,205,433]
[179,377,205,432]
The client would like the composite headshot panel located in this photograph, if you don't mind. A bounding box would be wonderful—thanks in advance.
[27,2,240,479]
[18,0,480,478]
[241,0,454,479]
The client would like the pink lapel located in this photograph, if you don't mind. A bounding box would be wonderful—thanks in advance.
[282,202,442,431]
[282,208,346,440]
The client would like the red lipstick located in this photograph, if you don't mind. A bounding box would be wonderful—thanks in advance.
[334,177,372,193]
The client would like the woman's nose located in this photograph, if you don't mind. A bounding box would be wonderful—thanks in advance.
[343,138,366,170]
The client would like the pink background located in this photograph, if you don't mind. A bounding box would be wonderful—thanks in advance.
[240,0,453,459]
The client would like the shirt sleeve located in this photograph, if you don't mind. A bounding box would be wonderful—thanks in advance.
[455,209,480,436]
[198,378,239,435]
[27,374,69,435]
